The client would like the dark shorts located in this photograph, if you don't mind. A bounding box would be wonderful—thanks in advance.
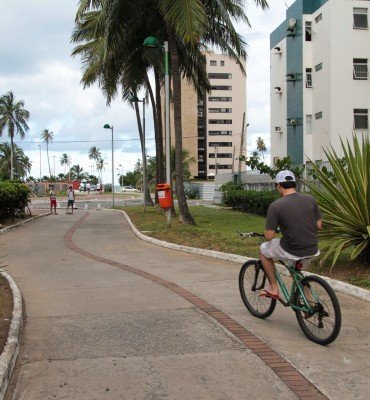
[68,200,74,207]
[50,199,57,206]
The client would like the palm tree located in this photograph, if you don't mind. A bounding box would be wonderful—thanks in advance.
[88,146,101,175]
[60,153,72,181]
[0,91,30,180]
[72,0,269,223]
[256,137,267,159]
[41,129,54,177]
[0,142,31,181]
[60,153,71,174]
[96,158,105,181]
[70,164,88,181]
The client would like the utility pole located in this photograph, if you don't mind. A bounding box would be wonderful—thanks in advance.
[232,146,236,174]
[238,112,246,184]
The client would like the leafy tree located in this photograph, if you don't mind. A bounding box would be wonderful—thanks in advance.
[256,137,267,159]
[0,91,30,180]
[305,135,370,267]
[41,129,54,177]
[0,142,31,181]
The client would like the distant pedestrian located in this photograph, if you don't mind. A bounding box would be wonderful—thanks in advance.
[86,182,91,195]
[49,185,57,214]
[66,185,75,214]
[96,182,101,193]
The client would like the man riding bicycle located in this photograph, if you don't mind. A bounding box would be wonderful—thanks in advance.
[259,170,323,299]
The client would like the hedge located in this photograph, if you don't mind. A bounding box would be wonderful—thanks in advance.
[0,181,31,221]
[222,189,279,216]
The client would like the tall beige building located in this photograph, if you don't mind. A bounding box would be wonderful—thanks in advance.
[170,52,247,179]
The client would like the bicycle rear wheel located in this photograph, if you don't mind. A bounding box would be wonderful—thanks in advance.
[239,260,276,318]
[295,275,341,345]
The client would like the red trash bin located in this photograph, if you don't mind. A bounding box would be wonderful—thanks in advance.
[156,183,173,208]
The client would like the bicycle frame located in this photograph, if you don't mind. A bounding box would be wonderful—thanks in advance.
[274,261,315,314]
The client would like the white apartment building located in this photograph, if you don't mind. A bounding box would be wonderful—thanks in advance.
[173,52,246,179]
[270,0,370,165]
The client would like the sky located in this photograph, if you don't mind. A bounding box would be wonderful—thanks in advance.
[0,0,293,183]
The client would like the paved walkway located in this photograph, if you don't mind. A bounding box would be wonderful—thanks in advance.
[1,210,369,399]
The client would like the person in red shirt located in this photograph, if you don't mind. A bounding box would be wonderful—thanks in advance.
[49,185,57,214]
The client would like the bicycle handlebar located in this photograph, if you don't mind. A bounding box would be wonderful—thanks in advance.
[237,231,265,239]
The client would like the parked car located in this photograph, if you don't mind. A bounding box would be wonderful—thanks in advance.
[121,186,139,192]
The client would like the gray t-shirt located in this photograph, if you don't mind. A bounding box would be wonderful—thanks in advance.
[265,192,322,257]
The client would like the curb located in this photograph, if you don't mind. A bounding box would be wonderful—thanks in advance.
[121,210,370,303]
[0,212,50,235]
[0,271,23,400]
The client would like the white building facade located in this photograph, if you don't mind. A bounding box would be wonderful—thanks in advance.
[270,0,370,165]
[174,52,246,179]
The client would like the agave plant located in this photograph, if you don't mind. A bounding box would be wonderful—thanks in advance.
[305,135,370,268]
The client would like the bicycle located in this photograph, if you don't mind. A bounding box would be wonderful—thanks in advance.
[238,231,341,345]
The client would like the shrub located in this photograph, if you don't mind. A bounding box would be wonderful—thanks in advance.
[184,184,200,199]
[222,188,279,216]
[305,135,370,267]
[0,181,31,221]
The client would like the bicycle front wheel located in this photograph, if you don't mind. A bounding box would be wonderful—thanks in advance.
[295,275,341,345]
[239,260,276,318]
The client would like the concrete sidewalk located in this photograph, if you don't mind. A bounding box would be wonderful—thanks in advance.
[1,210,369,399]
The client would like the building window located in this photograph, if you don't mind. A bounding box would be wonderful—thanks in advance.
[305,21,312,41]
[353,8,368,29]
[315,63,322,72]
[211,85,232,90]
[208,108,232,113]
[209,153,232,158]
[306,115,312,135]
[210,60,217,66]
[208,97,232,102]
[353,58,368,80]
[220,61,225,66]
[315,13,322,23]
[306,68,313,87]
[209,165,232,170]
[209,131,232,136]
[354,109,368,129]
[209,142,232,147]
[315,111,323,120]
[208,73,232,79]
[208,119,232,124]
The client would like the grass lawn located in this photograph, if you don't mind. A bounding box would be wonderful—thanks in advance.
[122,205,370,289]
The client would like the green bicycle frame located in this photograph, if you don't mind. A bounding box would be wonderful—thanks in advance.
[275,263,315,314]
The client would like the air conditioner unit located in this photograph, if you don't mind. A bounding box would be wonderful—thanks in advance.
[274,86,282,94]
[287,18,297,35]
[275,126,282,132]
[286,73,297,82]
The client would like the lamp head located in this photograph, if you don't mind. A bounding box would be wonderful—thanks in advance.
[143,36,160,48]
[129,95,140,103]
[103,124,111,129]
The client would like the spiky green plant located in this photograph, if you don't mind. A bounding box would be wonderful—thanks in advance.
[305,135,370,268]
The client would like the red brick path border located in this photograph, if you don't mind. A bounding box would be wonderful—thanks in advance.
[65,213,328,400]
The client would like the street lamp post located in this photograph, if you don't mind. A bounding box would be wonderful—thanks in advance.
[53,155,56,178]
[129,94,147,212]
[144,36,171,225]
[38,144,41,181]
[103,124,115,207]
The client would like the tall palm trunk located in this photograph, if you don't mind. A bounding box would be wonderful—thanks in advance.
[133,102,154,206]
[10,135,14,180]
[168,31,195,225]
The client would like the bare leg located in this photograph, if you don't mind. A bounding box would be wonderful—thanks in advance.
[260,252,279,295]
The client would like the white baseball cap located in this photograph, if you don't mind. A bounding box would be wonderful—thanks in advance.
[275,170,296,183]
